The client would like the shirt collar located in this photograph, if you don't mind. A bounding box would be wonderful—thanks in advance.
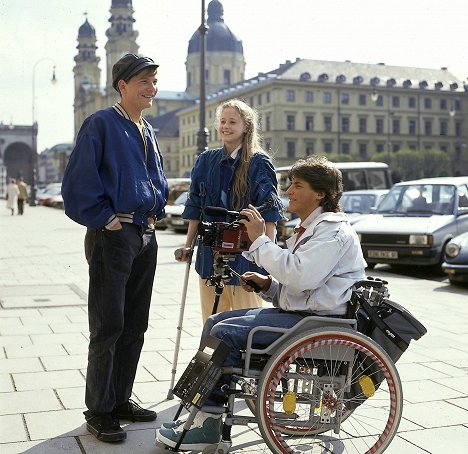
[112,103,142,124]
[222,144,242,161]
[298,206,324,230]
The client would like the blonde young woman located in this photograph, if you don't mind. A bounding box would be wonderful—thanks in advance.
[176,99,282,322]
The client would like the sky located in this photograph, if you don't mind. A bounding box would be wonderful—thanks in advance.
[1,0,468,151]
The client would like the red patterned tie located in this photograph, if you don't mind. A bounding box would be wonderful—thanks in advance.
[294,226,306,244]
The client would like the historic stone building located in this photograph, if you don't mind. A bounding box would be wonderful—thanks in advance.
[73,0,468,178]
[178,59,468,175]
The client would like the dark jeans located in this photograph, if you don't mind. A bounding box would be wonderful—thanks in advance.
[84,224,157,414]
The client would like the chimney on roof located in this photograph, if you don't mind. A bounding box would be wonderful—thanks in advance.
[441,67,448,70]
[378,62,385,65]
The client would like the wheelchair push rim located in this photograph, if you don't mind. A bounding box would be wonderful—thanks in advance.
[256,327,403,454]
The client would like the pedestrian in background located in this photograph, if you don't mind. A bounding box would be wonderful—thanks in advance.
[6,178,19,215]
[62,54,168,443]
[175,99,282,322]
[17,177,28,215]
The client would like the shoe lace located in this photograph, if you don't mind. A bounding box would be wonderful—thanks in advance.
[128,398,145,415]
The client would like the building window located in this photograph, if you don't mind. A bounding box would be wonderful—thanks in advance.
[359,117,367,133]
[440,99,447,110]
[424,98,432,109]
[408,97,416,108]
[376,143,385,153]
[456,121,462,137]
[392,143,400,152]
[324,141,333,153]
[305,91,313,103]
[266,92,271,103]
[341,117,350,132]
[408,119,417,135]
[359,94,366,106]
[223,69,231,85]
[359,143,367,158]
[392,119,400,134]
[205,69,209,83]
[287,141,296,158]
[324,116,332,132]
[376,118,384,134]
[340,93,349,104]
[341,142,350,154]
[440,120,448,136]
[305,142,314,155]
[375,95,383,106]
[286,90,295,102]
[286,115,295,131]
[265,115,270,132]
[424,120,432,135]
[257,94,262,105]
[392,96,400,108]
[305,115,314,131]
[323,92,332,104]
[455,98,461,111]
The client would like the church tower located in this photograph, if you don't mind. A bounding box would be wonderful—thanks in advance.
[186,0,245,96]
[73,17,102,137]
[104,0,139,102]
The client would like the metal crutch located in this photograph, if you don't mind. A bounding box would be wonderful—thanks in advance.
[167,235,197,399]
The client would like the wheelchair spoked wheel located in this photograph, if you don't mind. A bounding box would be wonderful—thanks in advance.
[256,327,403,454]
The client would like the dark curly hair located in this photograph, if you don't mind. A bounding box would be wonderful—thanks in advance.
[288,156,343,212]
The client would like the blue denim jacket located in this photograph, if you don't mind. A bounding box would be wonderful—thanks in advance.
[183,147,283,283]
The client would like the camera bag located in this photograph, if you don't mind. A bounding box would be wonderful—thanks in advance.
[343,286,427,410]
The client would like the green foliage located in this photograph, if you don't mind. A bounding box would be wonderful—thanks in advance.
[370,149,452,181]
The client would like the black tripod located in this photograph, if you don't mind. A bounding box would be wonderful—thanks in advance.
[205,254,261,314]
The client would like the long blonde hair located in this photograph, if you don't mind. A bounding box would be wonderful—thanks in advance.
[215,99,266,210]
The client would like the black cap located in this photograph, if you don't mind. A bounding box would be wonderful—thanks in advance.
[112,54,159,92]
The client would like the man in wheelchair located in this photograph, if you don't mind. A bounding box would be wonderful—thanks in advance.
[157,155,367,450]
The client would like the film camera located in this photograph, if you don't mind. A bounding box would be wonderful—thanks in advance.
[198,200,273,255]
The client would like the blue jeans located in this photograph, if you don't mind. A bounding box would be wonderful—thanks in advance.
[84,224,157,414]
[200,308,306,404]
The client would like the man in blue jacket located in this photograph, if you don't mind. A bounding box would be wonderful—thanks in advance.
[62,54,169,443]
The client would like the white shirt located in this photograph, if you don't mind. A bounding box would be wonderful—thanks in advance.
[242,208,367,315]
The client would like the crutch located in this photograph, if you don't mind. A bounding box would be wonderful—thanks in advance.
[167,235,197,399]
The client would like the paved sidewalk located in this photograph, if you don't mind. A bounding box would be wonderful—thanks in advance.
[0,206,467,453]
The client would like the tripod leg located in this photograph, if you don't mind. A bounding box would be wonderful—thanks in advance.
[211,284,224,315]
[167,238,196,400]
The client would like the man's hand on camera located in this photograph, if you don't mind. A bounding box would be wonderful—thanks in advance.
[240,271,271,293]
[240,204,265,242]
[174,247,192,262]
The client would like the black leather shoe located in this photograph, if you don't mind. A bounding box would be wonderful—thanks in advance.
[84,412,127,442]
[113,399,157,422]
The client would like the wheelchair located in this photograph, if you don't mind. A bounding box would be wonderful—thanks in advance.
[159,279,403,453]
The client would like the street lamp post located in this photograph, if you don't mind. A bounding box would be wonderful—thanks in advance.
[196,0,209,158]
[30,58,57,206]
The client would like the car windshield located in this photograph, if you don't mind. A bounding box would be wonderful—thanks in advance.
[377,184,455,215]
[340,193,380,213]
[174,192,188,205]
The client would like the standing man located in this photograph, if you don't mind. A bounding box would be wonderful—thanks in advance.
[62,54,168,443]
[17,177,28,214]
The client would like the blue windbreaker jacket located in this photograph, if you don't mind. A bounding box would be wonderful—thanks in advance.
[183,147,283,282]
[62,106,168,229]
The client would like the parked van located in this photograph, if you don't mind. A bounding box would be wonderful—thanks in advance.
[276,161,392,194]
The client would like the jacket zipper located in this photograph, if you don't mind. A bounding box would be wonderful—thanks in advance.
[141,125,157,213]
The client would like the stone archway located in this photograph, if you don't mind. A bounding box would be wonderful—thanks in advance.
[3,142,33,184]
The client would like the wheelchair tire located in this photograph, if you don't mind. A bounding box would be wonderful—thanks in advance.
[256,327,403,454]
